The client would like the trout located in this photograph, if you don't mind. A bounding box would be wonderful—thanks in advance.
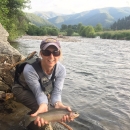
[24,108,79,127]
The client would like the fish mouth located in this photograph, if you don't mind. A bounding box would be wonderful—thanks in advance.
[75,113,80,118]
[70,111,79,119]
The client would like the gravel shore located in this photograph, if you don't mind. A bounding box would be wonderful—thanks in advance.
[20,35,81,42]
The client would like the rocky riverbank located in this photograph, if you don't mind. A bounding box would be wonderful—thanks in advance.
[0,23,30,130]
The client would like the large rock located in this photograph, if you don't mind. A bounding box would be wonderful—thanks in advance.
[0,23,30,130]
[0,23,23,92]
[0,23,9,42]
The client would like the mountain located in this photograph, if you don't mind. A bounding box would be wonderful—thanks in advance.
[25,13,54,27]
[33,11,64,19]
[27,7,130,29]
[47,7,130,28]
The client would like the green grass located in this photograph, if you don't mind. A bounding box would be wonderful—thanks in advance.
[96,30,130,40]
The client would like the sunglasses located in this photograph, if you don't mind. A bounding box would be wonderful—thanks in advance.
[41,50,60,56]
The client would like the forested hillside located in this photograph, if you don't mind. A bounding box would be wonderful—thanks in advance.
[26,13,54,27]
[47,7,130,28]
[111,15,130,30]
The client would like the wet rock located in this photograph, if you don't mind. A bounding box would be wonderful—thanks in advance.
[0,100,29,130]
[0,81,9,91]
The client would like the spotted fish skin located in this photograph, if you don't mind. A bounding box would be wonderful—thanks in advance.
[24,108,79,127]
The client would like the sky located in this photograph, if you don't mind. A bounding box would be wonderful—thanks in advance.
[24,0,130,14]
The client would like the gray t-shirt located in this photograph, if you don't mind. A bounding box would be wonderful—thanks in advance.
[23,61,66,106]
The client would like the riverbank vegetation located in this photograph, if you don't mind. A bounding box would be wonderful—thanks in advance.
[60,22,130,40]
[27,24,59,36]
[26,21,130,40]
[0,0,30,41]
[96,30,130,40]
[0,0,130,41]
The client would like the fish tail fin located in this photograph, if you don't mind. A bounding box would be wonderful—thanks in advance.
[23,114,31,128]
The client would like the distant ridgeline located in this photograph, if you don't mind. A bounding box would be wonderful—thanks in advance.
[26,7,130,40]
[25,13,54,27]
[29,7,130,29]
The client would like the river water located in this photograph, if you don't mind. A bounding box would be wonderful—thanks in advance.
[11,37,130,130]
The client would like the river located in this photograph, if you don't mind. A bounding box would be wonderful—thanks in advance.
[11,37,130,130]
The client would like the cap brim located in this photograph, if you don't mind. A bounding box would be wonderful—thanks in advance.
[42,43,60,50]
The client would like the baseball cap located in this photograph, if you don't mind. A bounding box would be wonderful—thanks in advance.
[40,38,61,50]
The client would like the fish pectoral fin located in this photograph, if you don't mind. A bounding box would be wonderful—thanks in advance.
[58,121,73,130]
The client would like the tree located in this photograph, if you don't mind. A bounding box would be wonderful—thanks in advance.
[0,0,9,28]
[77,23,83,32]
[50,28,59,36]
[79,25,86,36]
[61,24,68,31]
[72,25,78,32]
[95,23,103,32]
[67,28,74,36]
[80,26,87,37]
[42,28,47,35]
[26,24,38,35]
[85,26,95,37]
[111,15,130,30]
[79,26,95,37]
[0,0,31,41]
[68,25,72,29]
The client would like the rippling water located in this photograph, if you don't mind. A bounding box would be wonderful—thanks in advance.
[11,37,130,130]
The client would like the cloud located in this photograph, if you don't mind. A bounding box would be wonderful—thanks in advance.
[25,0,130,13]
